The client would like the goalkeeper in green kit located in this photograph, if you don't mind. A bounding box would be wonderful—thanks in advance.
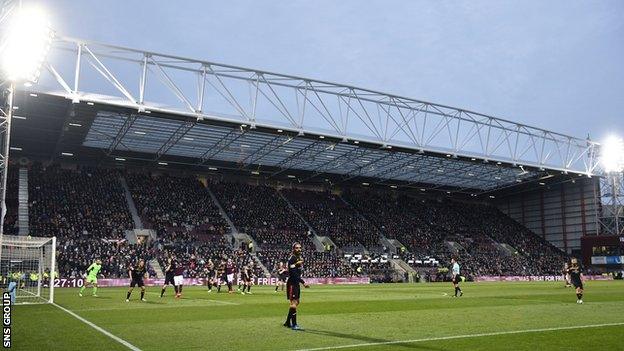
[79,259,102,297]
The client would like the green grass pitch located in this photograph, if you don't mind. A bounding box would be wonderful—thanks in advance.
[12,281,624,350]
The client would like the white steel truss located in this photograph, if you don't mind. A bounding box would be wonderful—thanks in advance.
[35,36,600,176]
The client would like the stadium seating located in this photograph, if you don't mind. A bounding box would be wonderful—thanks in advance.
[29,164,134,240]
[2,167,18,235]
[281,189,383,252]
[343,190,567,277]
[125,172,228,241]
[18,163,569,280]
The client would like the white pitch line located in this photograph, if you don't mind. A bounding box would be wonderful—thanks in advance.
[295,322,624,351]
[53,303,142,351]
[144,291,239,305]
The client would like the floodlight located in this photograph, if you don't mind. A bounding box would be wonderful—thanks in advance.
[1,6,53,83]
[601,136,624,173]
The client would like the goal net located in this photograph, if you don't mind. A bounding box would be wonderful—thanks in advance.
[0,235,56,304]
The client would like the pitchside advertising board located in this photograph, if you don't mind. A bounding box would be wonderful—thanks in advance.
[591,256,624,265]
[53,277,370,288]
[473,275,614,282]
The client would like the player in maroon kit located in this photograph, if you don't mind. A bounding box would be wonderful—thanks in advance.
[225,258,236,294]
[173,258,185,298]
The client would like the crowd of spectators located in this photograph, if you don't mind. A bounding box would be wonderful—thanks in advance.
[210,181,314,250]
[29,163,134,240]
[211,181,389,278]
[282,189,383,251]
[257,248,356,278]
[126,172,228,242]
[14,163,571,281]
[26,164,150,278]
[57,238,157,278]
[453,203,567,275]
[2,167,18,235]
[344,190,568,277]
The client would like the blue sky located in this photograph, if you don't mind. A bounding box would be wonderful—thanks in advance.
[45,0,624,142]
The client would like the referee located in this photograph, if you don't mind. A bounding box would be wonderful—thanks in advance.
[284,242,310,331]
[451,257,463,297]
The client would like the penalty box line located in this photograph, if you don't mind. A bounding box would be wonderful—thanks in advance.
[296,321,624,351]
[53,303,142,351]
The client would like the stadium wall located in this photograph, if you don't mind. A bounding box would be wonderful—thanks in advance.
[495,177,599,255]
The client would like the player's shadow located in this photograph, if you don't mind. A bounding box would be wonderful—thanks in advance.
[303,329,444,350]
[142,300,165,305]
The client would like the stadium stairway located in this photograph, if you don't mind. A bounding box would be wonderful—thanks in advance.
[250,253,271,277]
[499,243,519,256]
[17,168,29,235]
[380,236,401,254]
[119,176,144,229]
[276,190,330,253]
[389,258,418,282]
[337,194,386,253]
[338,195,417,279]
[205,185,239,234]
[446,241,464,254]
[232,232,260,251]
[149,258,164,278]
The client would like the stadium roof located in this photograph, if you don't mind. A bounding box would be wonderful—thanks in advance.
[6,36,602,197]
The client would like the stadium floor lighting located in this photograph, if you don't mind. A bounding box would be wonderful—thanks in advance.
[601,136,624,173]
[1,6,53,83]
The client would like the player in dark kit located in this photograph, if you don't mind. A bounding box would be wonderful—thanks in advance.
[126,259,147,302]
[240,263,253,295]
[206,259,216,293]
[569,258,584,304]
[160,256,177,298]
[275,261,287,292]
[284,243,310,331]
[216,259,225,293]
